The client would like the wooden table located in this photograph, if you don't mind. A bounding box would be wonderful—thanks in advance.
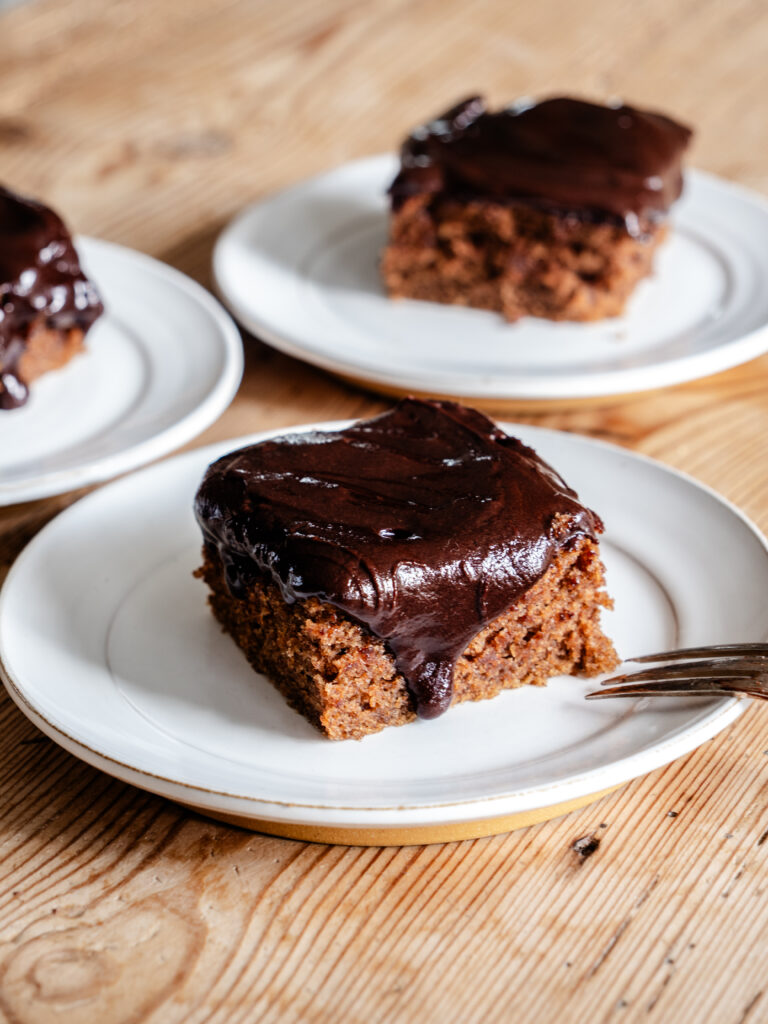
[2,0,768,1020]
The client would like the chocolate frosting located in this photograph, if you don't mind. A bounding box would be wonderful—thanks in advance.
[0,185,103,408]
[390,96,692,228]
[195,399,602,719]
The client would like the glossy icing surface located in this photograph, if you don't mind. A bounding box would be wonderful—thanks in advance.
[195,400,602,717]
[0,185,103,408]
[390,96,692,227]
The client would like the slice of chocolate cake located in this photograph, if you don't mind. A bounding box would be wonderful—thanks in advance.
[381,96,692,322]
[0,185,104,409]
[194,400,618,740]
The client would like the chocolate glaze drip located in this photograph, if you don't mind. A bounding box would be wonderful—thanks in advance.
[0,185,104,409]
[195,399,602,719]
[390,96,692,229]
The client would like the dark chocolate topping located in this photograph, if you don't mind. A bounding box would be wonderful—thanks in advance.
[390,96,692,227]
[0,185,103,409]
[195,399,602,719]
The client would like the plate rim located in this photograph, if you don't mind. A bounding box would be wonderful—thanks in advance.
[0,236,244,506]
[212,156,768,400]
[0,420,764,829]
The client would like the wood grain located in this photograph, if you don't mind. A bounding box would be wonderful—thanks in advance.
[1,0,768,1021]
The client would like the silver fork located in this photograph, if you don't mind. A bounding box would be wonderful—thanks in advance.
[585,643,768,701]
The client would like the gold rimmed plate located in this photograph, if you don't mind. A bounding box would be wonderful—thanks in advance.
[1,422,766,845]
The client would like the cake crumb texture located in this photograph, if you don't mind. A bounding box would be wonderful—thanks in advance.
[382,196,665,322]
[197,533,618,741]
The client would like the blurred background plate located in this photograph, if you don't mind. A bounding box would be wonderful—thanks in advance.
[0,238,243,506]
[214,156,768,401]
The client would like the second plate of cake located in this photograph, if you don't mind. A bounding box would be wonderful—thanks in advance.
[2,414,767,844]
[0,236,243,505]
[214,154,768,400]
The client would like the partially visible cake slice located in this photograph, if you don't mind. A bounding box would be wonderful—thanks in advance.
[194,399,618,740]
[0,185,104,409]
[382,96,692,322]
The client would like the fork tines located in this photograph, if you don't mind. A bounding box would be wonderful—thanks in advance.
[585,641,768,702]
[586,678,758,700]
[601,658,768,686]
[628,642,768,663]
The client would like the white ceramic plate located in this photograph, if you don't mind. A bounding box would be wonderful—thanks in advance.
[1,422,767,844]
[0,238,243,506]
[213,156,768,400]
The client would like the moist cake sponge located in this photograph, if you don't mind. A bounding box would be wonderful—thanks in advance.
[382,96,691,323]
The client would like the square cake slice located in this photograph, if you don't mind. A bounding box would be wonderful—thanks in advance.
[381,96,692,322]
[194,399,618,740]
[0,185,103,409]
